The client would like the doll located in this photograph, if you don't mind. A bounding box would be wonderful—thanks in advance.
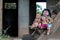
[31,18,39,29]
[31,14,41,29]
[40,16,48,28]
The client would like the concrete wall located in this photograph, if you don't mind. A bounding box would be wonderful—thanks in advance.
[0,0,2,34]
[47,0,58,8]
[18,0,29,37]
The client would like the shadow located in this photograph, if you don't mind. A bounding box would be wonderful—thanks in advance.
[22,27,47,40]
[22,34,35,40]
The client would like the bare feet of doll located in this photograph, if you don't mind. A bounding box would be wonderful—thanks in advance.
[47,32,50,35]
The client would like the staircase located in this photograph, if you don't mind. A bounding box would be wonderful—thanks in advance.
[37,12,60,40]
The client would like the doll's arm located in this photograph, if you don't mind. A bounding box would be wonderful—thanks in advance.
[50,18,53,23]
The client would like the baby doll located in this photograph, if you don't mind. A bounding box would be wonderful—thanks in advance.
[40,9,53,35]
[31,14,41,29]
[31,18,39,29]
[39,16,48,29]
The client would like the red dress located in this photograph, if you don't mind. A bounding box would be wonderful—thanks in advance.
[40,18,48,28]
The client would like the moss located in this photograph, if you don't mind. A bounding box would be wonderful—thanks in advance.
[0,34,11,40]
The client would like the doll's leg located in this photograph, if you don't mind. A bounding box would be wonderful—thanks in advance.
[38,23,44,29]
[40,24,45,29]
[47,27,51,35]
[31,24,35,29]
[31,23,38,29]
[47,24,52,35]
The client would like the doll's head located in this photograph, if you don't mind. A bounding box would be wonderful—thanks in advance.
[42,16,46,20]
[42,9,51,17]
[36,14,41,19]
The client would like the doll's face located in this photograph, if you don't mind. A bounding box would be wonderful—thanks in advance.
[42,16,46,20]
[43,11,49,16]
[36,14,41,18]
[35,19,39,22]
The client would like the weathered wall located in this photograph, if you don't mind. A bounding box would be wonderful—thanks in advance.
[0,0,2,34]
[18,0,29,38]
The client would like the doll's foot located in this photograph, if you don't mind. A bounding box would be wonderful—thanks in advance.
[47,32,50,35]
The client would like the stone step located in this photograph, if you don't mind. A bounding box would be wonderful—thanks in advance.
[37,12,60,40]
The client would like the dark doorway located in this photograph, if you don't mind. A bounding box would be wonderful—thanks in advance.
[2,0,18,37]
[29,0,46,34]
[29,0,46,25]
[29,0,36,25]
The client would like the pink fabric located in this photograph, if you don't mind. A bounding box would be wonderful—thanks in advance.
[41,24,48,28]
[39,18,48,28]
